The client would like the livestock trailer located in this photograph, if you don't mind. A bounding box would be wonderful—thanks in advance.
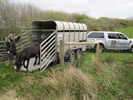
[31,20,87,72]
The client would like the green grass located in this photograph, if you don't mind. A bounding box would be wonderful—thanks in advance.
[83,52,133,99]
[0,63,49,93]
[115,26,133,38]
[0,52,133,100]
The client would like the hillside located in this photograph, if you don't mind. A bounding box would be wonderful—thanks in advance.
[116,26,133,38]
[0,0,133,40]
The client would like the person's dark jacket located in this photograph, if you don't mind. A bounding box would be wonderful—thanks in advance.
[6,36,20,53]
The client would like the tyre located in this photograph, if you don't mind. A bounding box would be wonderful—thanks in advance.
[94,44,104,53]
[76,49,82,59]
[69,51,75,62]
[99,44,104,53]
[130,46,133,53]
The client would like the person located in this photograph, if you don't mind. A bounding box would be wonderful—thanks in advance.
[6,33,21,65]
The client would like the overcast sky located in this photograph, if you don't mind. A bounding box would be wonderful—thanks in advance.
[12,0,133,19]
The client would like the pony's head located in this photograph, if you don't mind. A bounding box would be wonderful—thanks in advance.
[15,54,22,72]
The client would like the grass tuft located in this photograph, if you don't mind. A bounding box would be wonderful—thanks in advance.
[41,67,98,100]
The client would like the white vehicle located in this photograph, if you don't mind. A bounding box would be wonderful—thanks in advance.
[87,31,133,53]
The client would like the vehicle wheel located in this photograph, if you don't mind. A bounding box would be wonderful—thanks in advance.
[94,44,104,53]
[99,44,104,53]
[130,46,133,53]
[76,49,82,59]
[69,51,75,62]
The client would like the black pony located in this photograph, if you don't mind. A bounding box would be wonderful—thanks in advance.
[15,43,40,72]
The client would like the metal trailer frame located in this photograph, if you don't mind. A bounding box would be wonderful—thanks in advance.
[31,20,87,72]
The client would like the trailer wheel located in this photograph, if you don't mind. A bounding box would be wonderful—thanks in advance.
[69,51,75,62]
[76,49,82,59]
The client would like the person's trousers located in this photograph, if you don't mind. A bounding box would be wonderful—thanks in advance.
[8,51,18,65]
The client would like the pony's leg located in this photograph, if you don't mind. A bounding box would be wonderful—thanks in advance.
[34,56,37,66]
[38,52,40,65]
[26,59,30,72]
[23,60,26,68]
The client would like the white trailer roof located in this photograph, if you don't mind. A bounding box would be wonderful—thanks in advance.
[32,20,87,31]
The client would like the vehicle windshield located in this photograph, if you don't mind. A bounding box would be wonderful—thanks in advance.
[108,33,128,40]
[117,33,128,40]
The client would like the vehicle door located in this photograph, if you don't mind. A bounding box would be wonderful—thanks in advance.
[116,33,130,49]
[106,33,120,49]
[106,33,130,49]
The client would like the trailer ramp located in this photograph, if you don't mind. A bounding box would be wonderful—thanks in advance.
[40,31,56,72]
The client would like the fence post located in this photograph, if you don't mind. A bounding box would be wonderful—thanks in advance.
[60,40,64,66]
[5,37,9,63]
[96,43,99,60]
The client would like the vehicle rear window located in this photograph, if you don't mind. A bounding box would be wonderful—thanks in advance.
[88,32,104,38]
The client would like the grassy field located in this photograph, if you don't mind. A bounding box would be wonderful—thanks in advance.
[0,27,133,100]
[0,52,133,100]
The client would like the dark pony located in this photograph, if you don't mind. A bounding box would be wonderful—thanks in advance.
[15,43,40,71]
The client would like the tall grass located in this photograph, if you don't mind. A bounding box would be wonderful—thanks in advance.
[16,57,121,100]
[42,67,98,100]
[17,66,98,100]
